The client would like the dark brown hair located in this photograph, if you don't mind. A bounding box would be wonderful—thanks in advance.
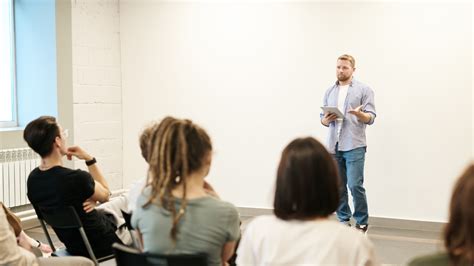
[23,116,60,158]
[274,137,339,220]
[444,163,474,266]
[143,116,212,243]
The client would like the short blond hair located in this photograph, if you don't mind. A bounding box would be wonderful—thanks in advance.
[338,54,355,68]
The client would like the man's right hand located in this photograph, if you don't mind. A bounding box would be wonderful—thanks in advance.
[83,198,97,213]
[66,146,93,161]
[322,113,338,126]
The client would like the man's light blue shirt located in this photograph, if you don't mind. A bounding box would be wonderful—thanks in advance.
[321,79,376,154]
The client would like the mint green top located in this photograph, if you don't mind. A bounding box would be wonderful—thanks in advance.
[409,252,471,266]
[131,186,240,266]
[408,252,450,266]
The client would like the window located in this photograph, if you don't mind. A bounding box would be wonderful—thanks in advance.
[0,0,17,128]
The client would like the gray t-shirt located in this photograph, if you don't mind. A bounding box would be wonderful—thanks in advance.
[131,186,240,266]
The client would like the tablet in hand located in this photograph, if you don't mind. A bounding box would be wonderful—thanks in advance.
[321,106,344,119]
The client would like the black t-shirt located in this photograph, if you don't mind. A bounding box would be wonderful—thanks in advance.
[27,166,121,257]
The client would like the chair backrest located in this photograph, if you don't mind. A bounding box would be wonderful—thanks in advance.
[34,205,99,266]
[120,209,142,249]
[113,243,208,266]
[120,209,133,230]
[38,206,83,229]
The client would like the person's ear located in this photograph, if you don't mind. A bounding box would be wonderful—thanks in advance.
[205,152,212,165]
[54,136,62,148]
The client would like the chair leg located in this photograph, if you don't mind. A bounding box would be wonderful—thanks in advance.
[78,227,99,266]
[39,219,56,252]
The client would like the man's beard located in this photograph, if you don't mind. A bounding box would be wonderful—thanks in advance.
[337,74,350,82]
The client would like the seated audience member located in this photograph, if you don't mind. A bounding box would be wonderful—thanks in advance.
[236,137,378,265]
[409,163,474,266]
[127,124,154,212]
[128,123,220,212]
[0,202,94,266]
[23,116,131,258]
[1,202,52,255]
[132,116,240,266]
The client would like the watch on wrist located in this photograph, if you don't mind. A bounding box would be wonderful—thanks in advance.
[85,157,97,166]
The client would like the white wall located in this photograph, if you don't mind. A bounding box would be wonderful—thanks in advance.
[71,0,123,190]
[120,1,472,222]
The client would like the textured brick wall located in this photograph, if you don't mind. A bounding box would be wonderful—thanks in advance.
[71,0,123,190]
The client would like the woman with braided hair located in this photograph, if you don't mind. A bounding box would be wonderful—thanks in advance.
[131,116,240,266]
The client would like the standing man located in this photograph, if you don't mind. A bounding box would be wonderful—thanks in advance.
[321,54,376,233]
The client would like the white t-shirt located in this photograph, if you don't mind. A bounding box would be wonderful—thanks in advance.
[236,215,378,266]
[336,84,349,141]
[127,177,147,212]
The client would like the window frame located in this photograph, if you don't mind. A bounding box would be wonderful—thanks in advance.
[0,0,18,128]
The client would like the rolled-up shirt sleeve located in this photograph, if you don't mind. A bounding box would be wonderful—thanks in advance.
[362,87,376,125]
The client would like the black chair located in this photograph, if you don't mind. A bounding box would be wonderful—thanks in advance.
[120,209,142,249]
[35,205,114,266]
[113,243,208,266]
[120,209,133,230]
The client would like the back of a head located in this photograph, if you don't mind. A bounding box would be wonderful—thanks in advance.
[274,137,339,220]
[23,116,60,158]
[147,116,212,182]
[444,163,474,265]
[144,116,212,242]
[139,123,156,163]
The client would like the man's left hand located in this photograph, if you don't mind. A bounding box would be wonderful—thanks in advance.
[348,105,370,123]
[83,198,97,213]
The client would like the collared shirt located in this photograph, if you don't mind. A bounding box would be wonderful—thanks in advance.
[320,79,376,154]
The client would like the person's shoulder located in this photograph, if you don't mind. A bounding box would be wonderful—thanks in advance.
[205,197,238,213]
[27,167,41,178]
[408,252,450,266]
[45,165,86,175]
[246,215,278,229]
[28,166,83,179]
[198,198,241,223]
[63,167,92,179]
[325,83,337,92]
[135,186,152,205]
[251,214,276,223]
[130,177,147,191]
[352,79,373,91]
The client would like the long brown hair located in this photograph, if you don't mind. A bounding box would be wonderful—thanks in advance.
[444,163,474,265]
[143,116,212,243]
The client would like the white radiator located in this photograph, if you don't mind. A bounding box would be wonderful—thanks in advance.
[0,148,40,208]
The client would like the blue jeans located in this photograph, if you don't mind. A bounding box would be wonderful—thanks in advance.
[333,145,368,225]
